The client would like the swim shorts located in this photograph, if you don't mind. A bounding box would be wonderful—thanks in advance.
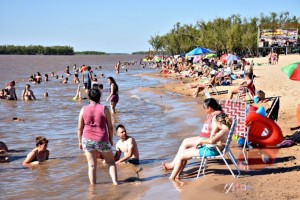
[198,145,219,157]
[82,138,111,152]
[126,158,140,165]
[110,95,119,103]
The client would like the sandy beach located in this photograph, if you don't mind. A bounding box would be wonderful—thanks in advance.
[143,54,300,200]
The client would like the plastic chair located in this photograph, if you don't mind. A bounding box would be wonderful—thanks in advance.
[193,118,241,179]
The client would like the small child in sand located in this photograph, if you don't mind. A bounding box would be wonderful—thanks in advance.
[114,124,139,165]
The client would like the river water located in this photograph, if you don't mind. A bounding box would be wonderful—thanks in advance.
[0,55,206,199]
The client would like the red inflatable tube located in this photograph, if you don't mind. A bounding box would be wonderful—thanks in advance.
[245,112,284,146]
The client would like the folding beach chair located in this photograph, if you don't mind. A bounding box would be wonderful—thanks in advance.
[219,99,247,138]
[204,83,219,96]
[204,74,219,95]
[266,96,280,121]
[207,83,219,95]
[193,118,240,179]
[220,99,248,164]
[237,77,256,101]
[237,87,254,100]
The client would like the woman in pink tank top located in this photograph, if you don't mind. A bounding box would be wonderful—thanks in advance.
[78,88,118,185]
[162,98,222,171]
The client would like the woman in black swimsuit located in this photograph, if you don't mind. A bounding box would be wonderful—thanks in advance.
[23,136,49,166]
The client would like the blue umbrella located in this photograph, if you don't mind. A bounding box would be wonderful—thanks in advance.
[186,47,213,56]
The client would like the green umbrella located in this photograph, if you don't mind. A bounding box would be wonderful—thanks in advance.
[204,53,216,59]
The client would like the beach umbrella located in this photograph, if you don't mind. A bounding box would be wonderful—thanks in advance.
[220,54,228,64]
[204,53,216,59]
[186,47,213,56]
[153,56,162,63]
[226,54,240,63]
[154,57,161,63]
[281,62,300,81]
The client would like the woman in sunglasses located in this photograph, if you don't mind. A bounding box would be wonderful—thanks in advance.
[162,98,222,171]
[169,112,232,180]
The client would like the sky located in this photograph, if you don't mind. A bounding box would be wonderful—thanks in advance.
[0,0,299,54]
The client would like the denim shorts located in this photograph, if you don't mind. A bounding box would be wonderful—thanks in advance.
[82,138,111,152]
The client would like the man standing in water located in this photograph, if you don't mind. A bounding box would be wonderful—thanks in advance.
[82,66,92,93]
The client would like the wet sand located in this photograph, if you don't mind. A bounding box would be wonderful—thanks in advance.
[140,54,300,200]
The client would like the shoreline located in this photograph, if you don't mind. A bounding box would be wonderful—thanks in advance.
[140,54,300,199]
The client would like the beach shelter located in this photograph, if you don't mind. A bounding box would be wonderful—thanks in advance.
[186,47,213,56]
[281,62,300,81]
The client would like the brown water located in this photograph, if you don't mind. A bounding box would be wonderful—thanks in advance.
[1,55,280,199]
[0,55,206,199]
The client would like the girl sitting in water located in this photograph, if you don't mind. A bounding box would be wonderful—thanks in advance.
[23,136,49,166]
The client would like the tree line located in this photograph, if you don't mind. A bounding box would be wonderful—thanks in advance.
[148,11,300,56]
[0,45,75,55]
[75,51,106,55]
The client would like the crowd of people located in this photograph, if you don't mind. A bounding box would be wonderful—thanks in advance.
[1,61,143,186]
[1,55,269,186]
[157,53,267,104]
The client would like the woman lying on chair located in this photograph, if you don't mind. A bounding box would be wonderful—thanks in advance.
[169,113,232,180]
[189,74,217,98]
[227,73,255,99]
